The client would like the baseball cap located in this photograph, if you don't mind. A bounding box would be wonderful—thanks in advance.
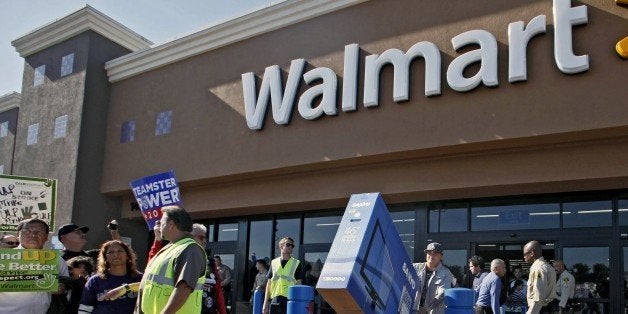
[424,242,443,254]
[57,224,90,237]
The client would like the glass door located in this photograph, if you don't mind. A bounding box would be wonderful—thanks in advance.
[300,244,335,314]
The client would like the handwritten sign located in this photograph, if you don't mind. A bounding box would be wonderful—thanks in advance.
[0,249,60,292]
[0,174,57,232]
[130,170,182,230]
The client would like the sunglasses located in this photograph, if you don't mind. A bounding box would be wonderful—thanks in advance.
[284,243,294,247]
[2,241,19,246]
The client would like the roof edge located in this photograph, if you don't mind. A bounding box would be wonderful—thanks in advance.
[0,92,21,112]
[12,5,153,58]
[105,0,368,82]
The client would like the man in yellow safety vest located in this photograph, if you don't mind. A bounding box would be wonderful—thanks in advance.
[263,236,303,314]
[137,205,207,314]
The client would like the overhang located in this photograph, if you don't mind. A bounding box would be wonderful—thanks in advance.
[104,0,367,82]
[11,5,152,58]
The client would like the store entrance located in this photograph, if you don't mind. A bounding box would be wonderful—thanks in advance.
[474,241,556,282]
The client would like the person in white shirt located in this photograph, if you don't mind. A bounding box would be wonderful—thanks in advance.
[552,260,575,314]
[0,218,69,314]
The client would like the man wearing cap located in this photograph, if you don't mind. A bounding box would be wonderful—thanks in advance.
[58,223,90,260]
[413,242,454,314]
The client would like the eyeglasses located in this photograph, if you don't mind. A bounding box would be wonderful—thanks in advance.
[1,241,19,246]
[284,243,295,248]
[523,251,533,256]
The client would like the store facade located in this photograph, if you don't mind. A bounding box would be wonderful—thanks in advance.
[99,0,627,312]
[7,0,627,312]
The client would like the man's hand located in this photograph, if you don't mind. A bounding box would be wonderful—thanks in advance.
[154,220,162,241]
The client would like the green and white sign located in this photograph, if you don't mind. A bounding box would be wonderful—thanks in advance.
[0,174,57,232]
[0,249,60,292]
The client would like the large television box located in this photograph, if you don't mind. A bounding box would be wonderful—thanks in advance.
[316,193,419,313]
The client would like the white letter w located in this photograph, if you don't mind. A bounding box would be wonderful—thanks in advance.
[241,59,305,130]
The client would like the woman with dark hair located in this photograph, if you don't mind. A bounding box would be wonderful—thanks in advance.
[78,240,142,313]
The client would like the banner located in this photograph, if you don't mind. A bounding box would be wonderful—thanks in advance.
[0,174,57,232]
[0,249,60,292]
[130,170,182,230]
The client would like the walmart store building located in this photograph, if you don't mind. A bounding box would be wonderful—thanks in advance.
[2,0,628,312]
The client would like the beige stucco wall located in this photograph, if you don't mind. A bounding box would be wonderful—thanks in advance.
[102,0,628,218]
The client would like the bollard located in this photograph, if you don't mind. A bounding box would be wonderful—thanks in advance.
[252,290,264,314]
[287,285,314,314]
[444,288,475,314]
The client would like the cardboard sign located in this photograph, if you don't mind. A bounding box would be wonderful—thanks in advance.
[316,193,419,313]
[0,174,57,232]
[130,170,182,230]
[0,249,60,292]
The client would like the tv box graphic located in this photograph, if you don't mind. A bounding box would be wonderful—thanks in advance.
[316,193,418,313]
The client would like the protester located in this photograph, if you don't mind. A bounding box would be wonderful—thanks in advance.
[263,236,302,314]
[78,240,142,313]
[58,223,90,260]
[0,233,19,248]
[137,205,207,313]
[523,240,556,313]
[475,259,506,314]
[67,255,96,313]
[413,242,454,314]
[469,255,488,301]
[146,220,167,262]
[214,255,233,307]
[192,223,227,314]
[253,259,269,297]
[508,279,527,312]
[0,218,70,313]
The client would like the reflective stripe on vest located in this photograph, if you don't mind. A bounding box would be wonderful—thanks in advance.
[270,257,299,298]
[141,237,206,314]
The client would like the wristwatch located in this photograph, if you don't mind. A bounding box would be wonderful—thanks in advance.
[123,283,132,294]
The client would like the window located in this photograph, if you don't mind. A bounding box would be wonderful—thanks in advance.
[155,110,172,136]
[617,199,628,226]
[563,247,610,312]
[0,165,4,174]
[430,203,468,232]
[217,223,238,241]
[391,210,415,259]
[442,249,467,287]
[0,121,8,137]
[275,217,301,258]
[34,65,45,86]
[471,201,559,231]
[53,115,68,139]
[303,215,341,244]
[563,200,612,228]
[60,53,74,77]
[248,220,272,264]
[27,123,39,145]
[120,120,135,143]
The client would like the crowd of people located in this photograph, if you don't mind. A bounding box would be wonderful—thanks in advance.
[0,212,592,314]
[0,205,231,314]
[421,240,577,314]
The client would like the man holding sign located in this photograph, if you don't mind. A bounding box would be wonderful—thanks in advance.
[0,218,69,313]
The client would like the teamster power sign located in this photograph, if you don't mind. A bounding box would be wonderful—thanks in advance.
[130,170,182,230]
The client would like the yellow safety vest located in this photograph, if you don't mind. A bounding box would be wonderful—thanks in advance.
[270,256,300,299]
[141,237,206,314]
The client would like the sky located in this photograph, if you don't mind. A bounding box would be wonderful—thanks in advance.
[0,0,284,96]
